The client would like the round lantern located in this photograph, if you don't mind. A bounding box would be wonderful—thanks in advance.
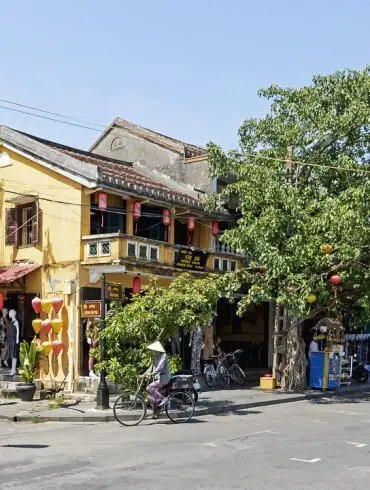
[51,318,63,334]
[307,294,317,304]
[0,293,3,311]
[321,244,333,254]
[133,201,141,221]
[211,221,219,238]
[162,208,171,226]
[98,192,107,211]
[41,299,53,315]
[330,274,342,286]
[52,297,63,315]
[187,216,195,232]
[41,319,52,335]
[132,276,141,294]
[31,297,42,314]
[32,318,42,334]
[51,340,64,356]
[41,341,52,356]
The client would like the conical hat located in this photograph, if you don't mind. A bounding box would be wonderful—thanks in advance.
[147,341,165,353]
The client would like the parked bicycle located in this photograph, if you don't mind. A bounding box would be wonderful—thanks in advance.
[218,349,246,387]
[113,374,196,426]
[203,354,229,388]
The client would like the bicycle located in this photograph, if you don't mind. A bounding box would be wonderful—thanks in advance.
[220,349,246,387]
[113,374,195,426]
[203,355,229,388]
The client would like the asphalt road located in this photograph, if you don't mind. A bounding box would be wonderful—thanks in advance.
[1,392,370,489]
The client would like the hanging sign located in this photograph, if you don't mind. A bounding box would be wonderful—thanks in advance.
[81,301,101,318]
[106,283,123,300]
[174,248,209,271]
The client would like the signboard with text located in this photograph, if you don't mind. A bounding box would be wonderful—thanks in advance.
[174,248,209,272]
[106,283,123,300]
[81,301,101,318]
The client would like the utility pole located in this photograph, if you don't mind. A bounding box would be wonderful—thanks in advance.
[96,272,110,409]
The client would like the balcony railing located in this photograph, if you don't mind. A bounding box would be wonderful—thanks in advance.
[81,233,243,272]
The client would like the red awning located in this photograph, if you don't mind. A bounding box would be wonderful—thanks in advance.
[0,264,41,284]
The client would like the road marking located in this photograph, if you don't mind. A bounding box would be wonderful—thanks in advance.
[290,458,321,463]
[313,419,328,424]
[335,410,358,415]
[201,442,219,447]
[254,430,280,435]
[346,442,367,448]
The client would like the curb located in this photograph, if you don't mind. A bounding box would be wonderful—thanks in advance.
[5,385,369,422]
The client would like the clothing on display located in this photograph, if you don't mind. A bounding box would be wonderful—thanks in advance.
[190,327,203,375]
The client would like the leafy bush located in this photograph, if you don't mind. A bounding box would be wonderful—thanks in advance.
[19,338,42,384]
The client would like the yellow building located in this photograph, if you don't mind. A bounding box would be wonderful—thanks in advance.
[0,126,244,390]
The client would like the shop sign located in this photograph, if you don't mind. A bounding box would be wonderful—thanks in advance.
[81,301,101,318]
[106,283,123,300]
[174,248,209,271]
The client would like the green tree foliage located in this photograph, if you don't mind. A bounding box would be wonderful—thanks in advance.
[207,67,370,388]
[98,274,231,389]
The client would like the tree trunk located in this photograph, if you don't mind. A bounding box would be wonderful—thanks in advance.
[281,317,307,391]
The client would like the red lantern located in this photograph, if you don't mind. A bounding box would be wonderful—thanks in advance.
[0,293,3,311]
[31,297,42,314]
[98,192,107,211]
[133,276,141,294]
[187,216,195,231]
[162,208,171,226]
[330,274,342,286]
[211,221,219,238]
[133,201,141,221]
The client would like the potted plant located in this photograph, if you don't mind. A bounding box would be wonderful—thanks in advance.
[16,338,42,401]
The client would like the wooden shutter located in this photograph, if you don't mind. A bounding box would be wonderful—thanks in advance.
[5,208,17,246]
[31,201,41,244]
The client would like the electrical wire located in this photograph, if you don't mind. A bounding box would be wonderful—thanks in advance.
[5,210,41,240]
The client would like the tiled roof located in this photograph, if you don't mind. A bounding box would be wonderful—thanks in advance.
[17,131,205,209]
[0,263,40,284]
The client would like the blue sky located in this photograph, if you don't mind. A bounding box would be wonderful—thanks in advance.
[1,1,369,151]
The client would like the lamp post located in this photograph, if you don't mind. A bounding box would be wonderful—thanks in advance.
[96,272,110,409]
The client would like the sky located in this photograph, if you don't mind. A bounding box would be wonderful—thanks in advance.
[0,1,369,151]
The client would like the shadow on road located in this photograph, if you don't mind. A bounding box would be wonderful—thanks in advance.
[309,391,370,405]
[2,444,49,449]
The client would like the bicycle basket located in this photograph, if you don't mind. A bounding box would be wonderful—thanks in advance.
[170,375,192,390]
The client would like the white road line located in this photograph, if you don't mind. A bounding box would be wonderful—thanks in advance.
[201,442,219,447]
[290,458,321,463]
[254,430,280,435]
[335,410,358,415]
[346,442,368,448]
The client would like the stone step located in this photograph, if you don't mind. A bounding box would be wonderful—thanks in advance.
[0,388,19,399]
[77,376,119,395]
[0,374,23,382]
[0,380,21,390]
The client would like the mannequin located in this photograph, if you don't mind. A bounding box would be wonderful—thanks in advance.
[0,308,10,368]
[8,309,19,376]
[189,326,203,375]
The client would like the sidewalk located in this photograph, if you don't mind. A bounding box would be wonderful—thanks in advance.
[1,383,370,423]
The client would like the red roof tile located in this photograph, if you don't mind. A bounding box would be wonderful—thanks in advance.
[0,264,40,284]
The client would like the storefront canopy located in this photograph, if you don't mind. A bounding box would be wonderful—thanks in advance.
[0,263,41,284]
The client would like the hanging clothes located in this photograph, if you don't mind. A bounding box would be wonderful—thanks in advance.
[190,327,203,375]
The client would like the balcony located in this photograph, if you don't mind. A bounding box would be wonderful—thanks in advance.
[81,233,244,273]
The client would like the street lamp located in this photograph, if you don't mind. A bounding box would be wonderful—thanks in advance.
[96,272,110,409]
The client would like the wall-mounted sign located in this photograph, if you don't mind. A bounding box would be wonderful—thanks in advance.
[81,301,101,318]
[106,283,123,300]
[174,248,209,272]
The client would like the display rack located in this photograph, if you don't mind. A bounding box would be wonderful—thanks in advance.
[340,355,353,386]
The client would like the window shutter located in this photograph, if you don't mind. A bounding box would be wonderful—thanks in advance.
[5,209,17,245]
[31,201,41,244]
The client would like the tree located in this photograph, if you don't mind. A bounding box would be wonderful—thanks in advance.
[97,273,232,389]
[207,67,370,390]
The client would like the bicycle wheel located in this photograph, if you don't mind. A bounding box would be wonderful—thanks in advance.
[204,365,215,387]
[113,392,147,426]
[166,391,195,423]
[233,364,246,385]
[217,364,230,388]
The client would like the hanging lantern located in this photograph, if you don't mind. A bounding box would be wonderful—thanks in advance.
[41,299,53,315]
[329,274,342,286]
[187,216,195,231]
[31,297,42,314]
[133,201,141,221]
[211,221,219,238]
[41,341,52,356]
[51,340,64,356]
[0,293,3,311]
[32,318,42,334]
[162,208,171,226]
[321,244,334,255]
[307,294,317,304]
[132,276,141,294]
[98,192,107,211]
[51,318,63,334]
[52,297,64,315]
[41,319,52,335]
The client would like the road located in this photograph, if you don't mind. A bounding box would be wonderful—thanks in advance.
[1,393,370,489]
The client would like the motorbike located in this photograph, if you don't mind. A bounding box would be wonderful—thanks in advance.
[352,359,369,384]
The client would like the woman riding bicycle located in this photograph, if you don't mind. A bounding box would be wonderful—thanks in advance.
[143,341,171,417]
